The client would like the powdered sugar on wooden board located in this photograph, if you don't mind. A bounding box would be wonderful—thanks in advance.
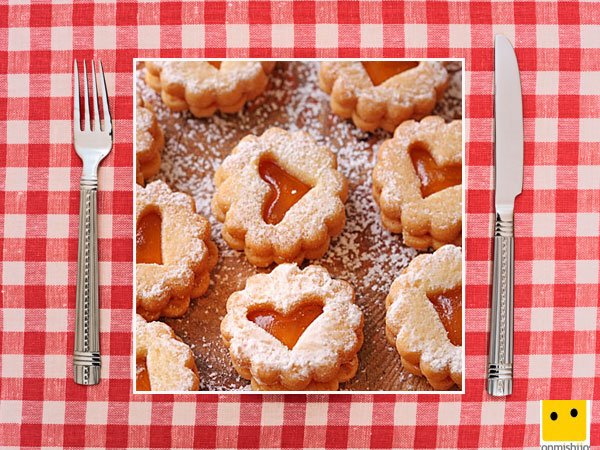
[136,61,462,391]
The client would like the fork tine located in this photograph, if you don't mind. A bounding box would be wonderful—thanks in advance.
[82,61,91,131]
[98,61,112,132]
[73,60,80,131]
[91,61,100,131]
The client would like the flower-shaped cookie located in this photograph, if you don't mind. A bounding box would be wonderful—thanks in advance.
[319,61,448,132]
[385,245,462,390]
[212,127,348,267]
[221,263,364,391]
[373,116,462,250]
[144,61,276,117]
[136,92,164,185]
[136,180,218,321]
[135,315,199,391]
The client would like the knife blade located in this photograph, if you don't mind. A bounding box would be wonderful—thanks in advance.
[487,35,524,396]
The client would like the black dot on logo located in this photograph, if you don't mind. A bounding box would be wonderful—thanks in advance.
[571,408,578,418]
[550,412,558,421]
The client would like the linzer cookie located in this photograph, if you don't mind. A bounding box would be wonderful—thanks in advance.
[136,180,218,321]
[385,244,462,390]
[373,116,462,249]
[211,127,348,267]
[136,91,164,185]
[221,263,364,391]
[319,61,448,132]
[136,314,199,391]
[144,61,276,117]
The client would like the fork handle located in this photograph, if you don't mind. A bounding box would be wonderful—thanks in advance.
[74,179,101,385]
[487,211,514,396]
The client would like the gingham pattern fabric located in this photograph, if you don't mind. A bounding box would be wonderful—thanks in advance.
[1,1,599,448]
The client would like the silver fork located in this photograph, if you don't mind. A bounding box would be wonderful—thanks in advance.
[72,60,112,385]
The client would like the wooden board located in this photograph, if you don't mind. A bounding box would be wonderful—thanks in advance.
[136,61,463,391]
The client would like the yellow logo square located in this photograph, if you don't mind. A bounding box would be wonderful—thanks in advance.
[541,400,587,442]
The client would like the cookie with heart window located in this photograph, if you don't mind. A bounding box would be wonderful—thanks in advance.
[385,244,462,390]
[136,180,218,321]
[211,127,348,267]
[220,263,364,391]
[373,116,462,249]
[144,61,276,118]
[135,314,199,391]
[319,61,448,132]
[136,89,164,185]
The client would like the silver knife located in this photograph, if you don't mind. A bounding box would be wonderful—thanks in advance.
[487,35,524,396]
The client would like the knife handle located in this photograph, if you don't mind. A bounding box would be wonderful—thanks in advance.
[487,211,514,396]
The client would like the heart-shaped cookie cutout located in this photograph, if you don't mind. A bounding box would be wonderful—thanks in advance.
[247,303,323,349]
[259,158,311,225]
[427,287,462,346]
[136,360,151,391]
[409,143,462,198]
[136,211,163,264]
[362,61,419,86]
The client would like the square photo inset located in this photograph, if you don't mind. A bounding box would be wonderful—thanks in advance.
[133,60,464,393]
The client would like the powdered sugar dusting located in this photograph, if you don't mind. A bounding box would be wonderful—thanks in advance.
[385,245,462,377]
[221,263,363,389]
[136,315,199,391]
[136,61,462,391]
[136,181,209,304]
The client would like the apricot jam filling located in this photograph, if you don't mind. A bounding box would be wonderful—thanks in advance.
[362,61,419,86]
[409,143,462,198]
[208,61,221,69]
[136,361,151,391]
[136,211,163,264]
[427,287,462,346]
[259,159,311,225]
[247,304,324,349]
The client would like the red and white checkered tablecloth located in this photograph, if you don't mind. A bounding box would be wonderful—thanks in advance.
[1,1,599,448]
